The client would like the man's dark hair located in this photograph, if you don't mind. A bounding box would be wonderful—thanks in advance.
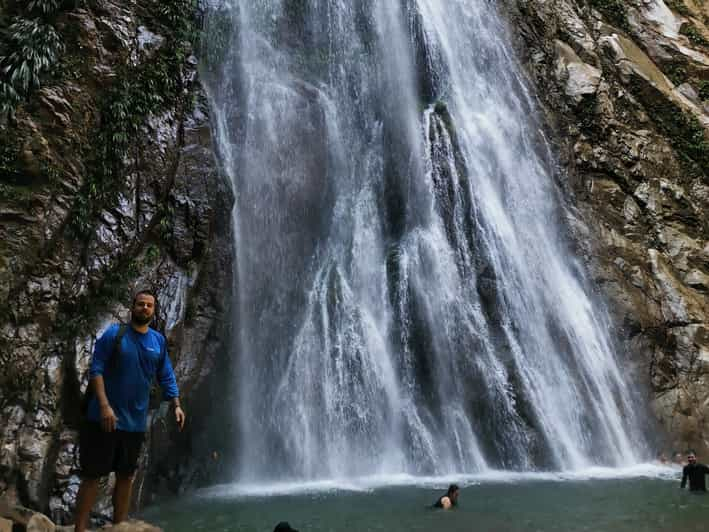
[132,289,157,307]
[447,483,459,495]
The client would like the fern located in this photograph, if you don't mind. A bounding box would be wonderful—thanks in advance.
[27,0,62,16]
[0,79,20,119]
[0,18,64,93]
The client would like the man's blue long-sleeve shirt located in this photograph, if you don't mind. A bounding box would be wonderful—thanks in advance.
[87,324,179,432]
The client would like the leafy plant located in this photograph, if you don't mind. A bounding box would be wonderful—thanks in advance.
[0,18,64,93]
[589,0,630,31]
[664,63,688,86]
[27,0,62,16]
[158,0,200,44]
[0,0,69,118]
[697,80,709,101]
[69,1,200,238]
[665,0,692,17]
[679,22,709,47]
[0,79,20,119]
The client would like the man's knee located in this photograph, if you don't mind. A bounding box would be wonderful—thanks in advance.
[77,476,101,493]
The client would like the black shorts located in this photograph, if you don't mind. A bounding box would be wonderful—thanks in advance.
[79,422,145,478]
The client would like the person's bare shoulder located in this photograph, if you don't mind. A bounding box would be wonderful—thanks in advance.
[441,496,452,509]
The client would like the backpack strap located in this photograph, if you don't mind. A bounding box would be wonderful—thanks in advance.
[107,323,129,371]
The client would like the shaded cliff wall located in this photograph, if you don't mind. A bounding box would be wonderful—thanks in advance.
[501,0,709,455]
[0,0,233,523]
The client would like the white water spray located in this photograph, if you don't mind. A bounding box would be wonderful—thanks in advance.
[202,0,648,482]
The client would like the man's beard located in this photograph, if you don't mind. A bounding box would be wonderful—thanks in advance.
[131,312,152,326]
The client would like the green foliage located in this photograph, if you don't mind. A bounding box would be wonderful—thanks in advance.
[679,22,709,47]
[0,0,67,119]
[69,1,199,238]
[589,0,629,31]
[697,80,709,101]
[144,244,161,266]
[628,71,708,179]
[0,182,33,205]
[0,78,20,118]
[665,0,692,17]
[158,203,175,239]
[157,0,200,44]
[0,131,33,205]
[674,113,709,170]
[27,0,62,16]
[664,63,688,86]
[0,134,21,180]
[0,18,64,93]
[654,105,709,176]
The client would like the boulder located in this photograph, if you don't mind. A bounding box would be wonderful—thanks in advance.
[27,513,56,532]
[0,517,12,532]
[554,40,602,100]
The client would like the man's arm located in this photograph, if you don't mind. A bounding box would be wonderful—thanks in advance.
[89,326,119,432]
[681,466,688,489]
[90,375,117,432]
[157,344,185,431]
[170,396,185,431]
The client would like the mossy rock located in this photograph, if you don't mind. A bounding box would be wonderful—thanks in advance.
[589,0,629,31]
[628,72,709,179]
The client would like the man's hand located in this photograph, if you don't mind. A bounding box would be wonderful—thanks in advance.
[100,403,117,432]
[174,406,186,431]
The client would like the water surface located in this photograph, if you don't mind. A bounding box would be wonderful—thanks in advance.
[143,468,708,531]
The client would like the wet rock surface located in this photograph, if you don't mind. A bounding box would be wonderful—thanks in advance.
[0,500,161,531]
[501,0,709,455]
[0,0,233,526]
[2,0,708,525]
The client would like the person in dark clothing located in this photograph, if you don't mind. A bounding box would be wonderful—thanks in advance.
[433,484,460,509]
[680,452,709,492]
[73,290,186,531]
[274,523,299,532]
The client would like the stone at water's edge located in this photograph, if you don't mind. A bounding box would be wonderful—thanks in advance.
[58,519,163,532]
[500,0,709,454]
[0,500,160,531]
[27,513,56,532]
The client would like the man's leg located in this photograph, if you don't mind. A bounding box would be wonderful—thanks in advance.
[112,430,144,524]
[74,477,101,532]
[112,472,135,524]
[75,422,114,532]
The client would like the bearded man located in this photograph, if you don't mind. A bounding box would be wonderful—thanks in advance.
[73,290,186,532]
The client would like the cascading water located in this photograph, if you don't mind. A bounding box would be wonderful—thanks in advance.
[201,0,649,482]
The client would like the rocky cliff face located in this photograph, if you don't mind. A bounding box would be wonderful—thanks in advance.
[2,0,708,523]
[501,0,709,456]
[0,0,233,524]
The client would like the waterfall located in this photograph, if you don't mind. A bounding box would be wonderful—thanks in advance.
[201,0,649,482]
